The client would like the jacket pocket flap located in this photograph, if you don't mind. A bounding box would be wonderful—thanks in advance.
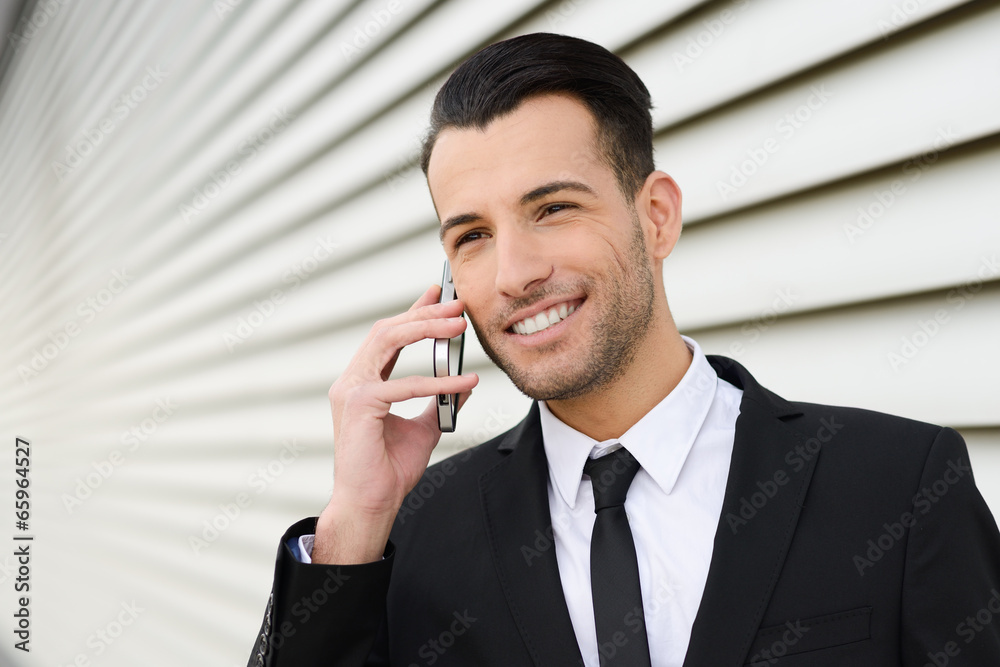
[745,606,872,664]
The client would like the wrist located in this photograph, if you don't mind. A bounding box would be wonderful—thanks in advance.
[313,494,397,565]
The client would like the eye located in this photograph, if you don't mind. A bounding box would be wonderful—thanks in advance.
[541,203,575,217]
[454,230,488,248]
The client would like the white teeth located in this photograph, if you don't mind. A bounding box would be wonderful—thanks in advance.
[512,302,578,335]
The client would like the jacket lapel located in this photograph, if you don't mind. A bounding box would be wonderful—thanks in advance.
[682,356,821,667]
[479,403,585,666]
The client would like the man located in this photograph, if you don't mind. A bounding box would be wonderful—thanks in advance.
[248,33,1000,666]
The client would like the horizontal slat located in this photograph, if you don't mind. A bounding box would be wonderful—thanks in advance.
[665,137,1000,329]
[505,0,708,50]
[658,1,1000,220]
[690,282,1000,427]
[632,0,969,129]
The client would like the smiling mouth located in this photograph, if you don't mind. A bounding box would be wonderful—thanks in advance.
[509,300,581,335]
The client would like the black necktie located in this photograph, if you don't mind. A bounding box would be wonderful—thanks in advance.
[584,447,652,667]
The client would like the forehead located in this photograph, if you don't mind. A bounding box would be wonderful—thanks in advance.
[426,94,609,214]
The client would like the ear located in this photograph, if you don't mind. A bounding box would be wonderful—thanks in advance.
[637,171,682,261]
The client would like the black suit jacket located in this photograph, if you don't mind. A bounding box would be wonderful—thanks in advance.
[249,356,1000,666]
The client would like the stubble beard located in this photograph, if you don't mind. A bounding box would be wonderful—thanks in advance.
[469,217,656,401]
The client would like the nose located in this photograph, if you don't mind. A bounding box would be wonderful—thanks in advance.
[493,225,552,298]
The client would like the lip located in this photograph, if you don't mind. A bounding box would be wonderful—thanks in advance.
[503,298,584,347]
[504,296,586,333]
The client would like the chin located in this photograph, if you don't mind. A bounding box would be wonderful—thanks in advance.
[505,359,606,402]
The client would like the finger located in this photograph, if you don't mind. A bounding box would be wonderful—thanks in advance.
[347,294,465,383]
[358,298,464,359]
[364,317,469,382]
[372,298,464,341]
[406,279,465,318]
[412,386,475,432]
[371,372,479,407]
[406,283,464,315]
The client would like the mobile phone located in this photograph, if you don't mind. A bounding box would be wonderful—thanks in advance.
[434,260,465,432]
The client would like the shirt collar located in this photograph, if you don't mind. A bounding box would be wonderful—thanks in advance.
[539,336,719,509]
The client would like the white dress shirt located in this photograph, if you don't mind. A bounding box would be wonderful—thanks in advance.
[539,336,742,666]
[297,336,743,666]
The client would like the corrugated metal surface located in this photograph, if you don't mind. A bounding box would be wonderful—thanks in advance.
[0,0,996,664]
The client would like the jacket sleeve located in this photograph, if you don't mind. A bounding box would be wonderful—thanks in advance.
[247,517,393,667]
[901,427,1000,664]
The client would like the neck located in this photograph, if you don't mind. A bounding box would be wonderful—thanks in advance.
[544,306,692,441]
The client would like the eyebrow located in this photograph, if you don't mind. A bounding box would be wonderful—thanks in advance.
[519,180,596,206]
[438,180,597,243]
[439,213,482,243]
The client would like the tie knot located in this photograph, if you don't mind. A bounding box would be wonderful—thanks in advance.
[583,447,641,511]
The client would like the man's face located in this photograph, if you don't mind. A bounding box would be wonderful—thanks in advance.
[428,94,658,401]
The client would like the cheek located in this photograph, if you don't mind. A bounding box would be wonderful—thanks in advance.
[556,236,618,274]
[454,267,492,319]
[557,218,618,254]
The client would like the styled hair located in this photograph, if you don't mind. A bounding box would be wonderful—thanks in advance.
[419,33,654,199]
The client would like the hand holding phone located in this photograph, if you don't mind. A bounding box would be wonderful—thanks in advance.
[434,260,465,432]
[315,275,476,564]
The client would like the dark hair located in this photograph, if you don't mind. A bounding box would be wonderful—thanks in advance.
[420,33,654,200]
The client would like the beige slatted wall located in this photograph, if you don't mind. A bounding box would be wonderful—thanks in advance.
[0,0,996,665]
